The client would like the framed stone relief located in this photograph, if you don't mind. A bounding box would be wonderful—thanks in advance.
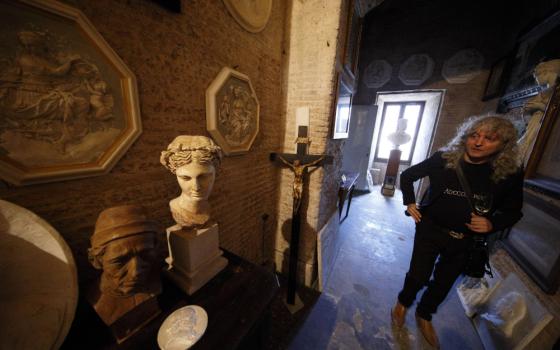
[0,0,142,186]
[206,67,259,155]
[442,48,484,84]
[398,54,434,86]
[363,59,392,88]
[223,0,272,33]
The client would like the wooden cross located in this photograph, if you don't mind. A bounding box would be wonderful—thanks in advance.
[270,126,332,305]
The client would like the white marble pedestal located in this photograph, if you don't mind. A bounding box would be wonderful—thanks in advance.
[164,223,228,295]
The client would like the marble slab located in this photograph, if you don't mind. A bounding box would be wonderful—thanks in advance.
[0,199,78,350]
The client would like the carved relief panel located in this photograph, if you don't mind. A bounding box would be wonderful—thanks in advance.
[206,67,259,155]
[0,0,141,185]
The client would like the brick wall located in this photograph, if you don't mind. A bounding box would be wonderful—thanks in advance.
[275,0,346,285]
[0,0,288,287]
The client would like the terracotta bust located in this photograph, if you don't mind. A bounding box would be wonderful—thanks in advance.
[160,135,223,229]
[87,205,161,342]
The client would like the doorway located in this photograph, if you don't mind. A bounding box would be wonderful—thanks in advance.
[369,90,444,196]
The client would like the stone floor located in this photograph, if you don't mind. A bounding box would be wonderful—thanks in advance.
[288,187,484,349]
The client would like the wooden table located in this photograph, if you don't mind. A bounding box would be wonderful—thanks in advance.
[62,250,279,349]
[338,172,359,222]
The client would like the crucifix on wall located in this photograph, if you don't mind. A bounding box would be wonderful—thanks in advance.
[270,125,332,305]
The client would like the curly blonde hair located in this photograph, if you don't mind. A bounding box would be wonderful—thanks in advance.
[441,115,521,182]
[160,135,222,174]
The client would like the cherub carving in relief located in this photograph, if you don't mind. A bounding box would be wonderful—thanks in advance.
[0,30,115,153]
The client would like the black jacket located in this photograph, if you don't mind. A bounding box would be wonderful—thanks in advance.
[400,151,524,233]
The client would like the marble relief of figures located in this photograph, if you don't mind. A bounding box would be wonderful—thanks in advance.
[207,67,259,155]
[0,30,115,157]
[218,82,258,146]
[0,1,141,186]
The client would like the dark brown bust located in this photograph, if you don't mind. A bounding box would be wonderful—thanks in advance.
[87,205,162,343]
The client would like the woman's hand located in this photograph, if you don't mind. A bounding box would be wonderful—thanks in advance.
[465,213,493,233]
[406,203,422,223]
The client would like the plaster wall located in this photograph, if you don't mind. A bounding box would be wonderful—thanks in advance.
[0,0,288,287]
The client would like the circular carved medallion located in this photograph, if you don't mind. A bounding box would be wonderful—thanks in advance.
[398,54,434,86]
[223,0,273,33]
[442,49,484,84]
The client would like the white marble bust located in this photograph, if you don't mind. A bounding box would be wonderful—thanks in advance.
[481,291,527,338]
[519,59,560,163]
[160,136,222,229]
[387,118,412,148]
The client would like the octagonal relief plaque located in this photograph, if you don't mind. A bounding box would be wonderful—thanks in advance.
[0,0,142,185]
[206,67,260,156]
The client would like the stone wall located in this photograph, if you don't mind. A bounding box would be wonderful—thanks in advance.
[0,0,288,287]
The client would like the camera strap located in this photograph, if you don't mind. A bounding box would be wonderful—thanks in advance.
[457,161,493,277]
[455,161,475,213]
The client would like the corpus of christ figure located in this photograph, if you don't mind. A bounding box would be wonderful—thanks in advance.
[277,155,325,214]
[270,125,332,304]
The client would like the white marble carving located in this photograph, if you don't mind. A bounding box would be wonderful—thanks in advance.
[398,54,434,86]
[363,60,392,88]
[442,48,484,84]
[387,118,411,147]
[161,135,228,295]
[518,59,560,165]
[161,136,222,229]
[473,273,553,350]
[0,0,141,186]
[0,199,78,350]
[481,291,527,338]
[206,67,260,155]
[223,0,272,33]
[157,305,208,350]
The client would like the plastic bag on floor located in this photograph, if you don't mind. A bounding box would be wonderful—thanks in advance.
[457,276,493,318]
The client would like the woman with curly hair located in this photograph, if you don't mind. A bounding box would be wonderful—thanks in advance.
[391,115,524,348]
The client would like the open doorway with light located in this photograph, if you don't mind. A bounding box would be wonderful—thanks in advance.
[370,90,444,196]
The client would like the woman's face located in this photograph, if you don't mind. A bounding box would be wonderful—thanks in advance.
[464,128,503,164]
[176,162,216,202]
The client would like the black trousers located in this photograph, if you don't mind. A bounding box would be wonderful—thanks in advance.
[397,219,472,321]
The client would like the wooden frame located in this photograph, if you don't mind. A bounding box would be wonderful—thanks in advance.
[482,54,512,101]
[205,67,260,155]
[373,101,425,165]
[342,0,363,80]
[331,0,363,140]
[0,0,142,186]
[501,10,560,109]
[524,82,560,196]
[332,72,354,139]
[502,189,560,294]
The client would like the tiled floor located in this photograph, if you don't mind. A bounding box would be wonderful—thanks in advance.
[289,187,483,349]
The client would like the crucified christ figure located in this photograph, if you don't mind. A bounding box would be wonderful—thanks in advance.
[278,155,325,213]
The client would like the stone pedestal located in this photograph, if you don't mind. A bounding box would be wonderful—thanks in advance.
[164,223,228,295]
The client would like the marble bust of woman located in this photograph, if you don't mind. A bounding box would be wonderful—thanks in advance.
[160,136,223,230]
